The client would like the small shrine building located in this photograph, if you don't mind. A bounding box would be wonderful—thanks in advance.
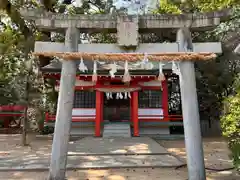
[42,58,179,137]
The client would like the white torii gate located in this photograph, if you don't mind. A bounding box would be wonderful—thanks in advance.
[36,37,222,180]
[21,8,228,180]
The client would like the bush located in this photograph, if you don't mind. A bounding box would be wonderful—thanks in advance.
[221,75,240,170]
[41,126,54,135]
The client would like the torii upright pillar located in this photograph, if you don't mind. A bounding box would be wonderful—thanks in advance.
[48,27,79,180]
[177,29,206,180]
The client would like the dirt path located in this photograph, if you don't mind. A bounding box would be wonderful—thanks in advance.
[1,167,239,180]
[0,134,239,180]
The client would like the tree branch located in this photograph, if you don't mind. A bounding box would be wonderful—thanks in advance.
[40,0,56,12]
[0,0,33,39]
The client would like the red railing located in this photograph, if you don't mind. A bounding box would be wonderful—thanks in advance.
[45,112,95,122]
[0,105,25,111]
[139,115,183,122]
[0,105,26,128]
[0,105,25,117]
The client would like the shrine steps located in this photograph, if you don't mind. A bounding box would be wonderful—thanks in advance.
[70,122,95,136]
[103,123,131,138]
[45,122,179,137]
[45,122,132,137]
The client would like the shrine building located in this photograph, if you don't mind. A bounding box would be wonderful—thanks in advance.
[42,59,177,137]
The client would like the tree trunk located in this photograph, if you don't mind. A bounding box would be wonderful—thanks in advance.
[21,76,29,146]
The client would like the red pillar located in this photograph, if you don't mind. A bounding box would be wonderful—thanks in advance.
[95,90,102,137]
[132,91,139,136]
[100,92,104,122]
[130,94,133,124]
[162,79,169,121]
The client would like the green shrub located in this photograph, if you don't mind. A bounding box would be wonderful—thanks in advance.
[221,75,240,170]
[41,126,54,135]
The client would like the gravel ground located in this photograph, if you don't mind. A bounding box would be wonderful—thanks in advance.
[0,134,239,180]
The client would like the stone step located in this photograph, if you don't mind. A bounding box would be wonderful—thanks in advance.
[103,133,131,137]
[103,127,130,130]
[104,124,130,128]
[103,123,131,138]
[104,129,130,133]
[103,131,131,135]
[103,134,131,138]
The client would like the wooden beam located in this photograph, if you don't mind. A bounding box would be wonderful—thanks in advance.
[34,42,222,54]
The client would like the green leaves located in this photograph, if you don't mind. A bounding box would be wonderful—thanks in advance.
[157,0,182,14]
[157,0,239,13]
[155,1,240,170]
[221,74,240,170]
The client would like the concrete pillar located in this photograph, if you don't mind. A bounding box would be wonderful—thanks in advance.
[177,29,206,180]
[48,27,79,180]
